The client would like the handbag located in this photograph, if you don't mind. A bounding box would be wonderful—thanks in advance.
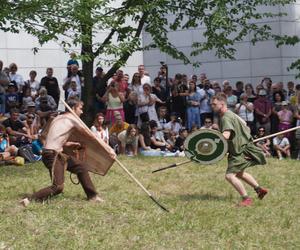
[139,111,149,122]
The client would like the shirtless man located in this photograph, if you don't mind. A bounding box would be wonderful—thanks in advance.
[20,99,103,206]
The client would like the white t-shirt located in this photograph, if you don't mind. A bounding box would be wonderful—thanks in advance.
[141,75,151,86]
[273,137,289,147]
[235,102,254,122]
[91,126,109,143]
[164,121,182,134]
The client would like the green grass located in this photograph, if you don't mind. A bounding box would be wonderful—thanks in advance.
[0,156,299,249]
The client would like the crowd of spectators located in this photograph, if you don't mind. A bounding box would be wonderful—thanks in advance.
[0,54,299,164]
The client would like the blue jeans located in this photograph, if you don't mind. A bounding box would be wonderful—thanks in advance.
[186,107,201,131]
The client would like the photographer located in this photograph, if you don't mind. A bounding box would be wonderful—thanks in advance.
[198,79,215,126]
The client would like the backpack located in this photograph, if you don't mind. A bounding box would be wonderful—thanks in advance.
[18,144,36,163]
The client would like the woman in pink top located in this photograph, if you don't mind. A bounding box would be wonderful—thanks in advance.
[277,101,293,139]
[103,82,125,125]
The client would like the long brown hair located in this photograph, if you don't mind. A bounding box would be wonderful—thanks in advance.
[93,113,107,129]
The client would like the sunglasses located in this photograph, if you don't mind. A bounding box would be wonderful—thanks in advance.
[27,116,35,119]
[259,130,265,132]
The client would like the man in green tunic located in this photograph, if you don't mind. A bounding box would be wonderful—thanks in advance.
[211,93,268,206]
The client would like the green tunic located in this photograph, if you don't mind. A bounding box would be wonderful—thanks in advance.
[220,110,266,174]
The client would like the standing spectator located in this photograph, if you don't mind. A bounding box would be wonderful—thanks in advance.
[158,65,172,96]
[25,70,40,98]
[137,83,164,126]
[244,83,256,103]
[277,101,293,139]
[224,85,238,112]
[124,91,137,124]
[8,63,24,91]
[271,91,285,133]
[0,60,9,114]
[170,74,188,124]
[273,133,291,160]
[40,68,60,105]
[103,82,125,125]
[67,52,79,68]
[293,91,300,159]
[186,80,201,131]
[233,81,244,102]
[63,65,83,99]
[5,83,19,113]
[129,72,143,96]
[261,77,272,100]
[138,65,151,86]
[198,79,215,125]
[199,73,207,88]
[254,89,272,134]
[235,93,255,135]
[286,81,295,102]
[110,69,128,94]
[93,67,107,114]
[152,77,167,110]
[90,113,109,144]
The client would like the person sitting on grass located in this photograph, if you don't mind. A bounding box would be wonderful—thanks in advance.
[175,128,188,152]
[0,132,18,161]
[117,124,139,156]
[254,127,271,157]
[273,132,291,160]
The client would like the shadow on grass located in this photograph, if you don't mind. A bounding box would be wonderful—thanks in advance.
[179,192,228,202]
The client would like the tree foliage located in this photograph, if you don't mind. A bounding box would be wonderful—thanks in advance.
[0,0,298,121]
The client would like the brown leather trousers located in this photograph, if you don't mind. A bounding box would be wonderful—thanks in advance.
[30,149,98,201]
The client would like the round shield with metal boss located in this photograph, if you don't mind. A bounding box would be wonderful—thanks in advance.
[184,129,228,165]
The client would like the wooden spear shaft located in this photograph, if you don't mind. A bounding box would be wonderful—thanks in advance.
[61,99,169,212]
[253,125,300,143]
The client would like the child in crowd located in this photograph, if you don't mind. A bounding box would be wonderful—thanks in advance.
[5,83,19,113]
[67,81,81,100]
[175,128,188,152]
[273,132,291,160]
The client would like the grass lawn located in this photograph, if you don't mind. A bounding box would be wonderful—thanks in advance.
[0,156,299,249]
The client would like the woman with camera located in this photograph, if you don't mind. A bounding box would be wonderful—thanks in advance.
[103,82,125,126]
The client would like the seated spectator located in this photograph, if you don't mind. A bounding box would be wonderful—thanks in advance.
[21,87,33,112]
[149,120,171,151]
[273,132,291,160]
[23,113,42,155]
[2,108,32,146]
[117,124,139,156]
[175,128,188,152]
[5,82,19,113]
[157,106,169,132]
[235,93,255,135]
[35,88,58,126]
[200,117,213,129]
[109,111,129,152]
[91,113,109,144]
[254,127,271,157]
[164,112,182,135]
[0,132,18,161]
[166,131,177,152]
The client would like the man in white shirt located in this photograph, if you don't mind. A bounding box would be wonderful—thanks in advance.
[138,65,151,86]
[273,133,290,160]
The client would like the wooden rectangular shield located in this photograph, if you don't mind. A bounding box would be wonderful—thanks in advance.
[64,128,116,176]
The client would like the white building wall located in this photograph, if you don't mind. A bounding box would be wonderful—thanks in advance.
[143,3,300,87]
